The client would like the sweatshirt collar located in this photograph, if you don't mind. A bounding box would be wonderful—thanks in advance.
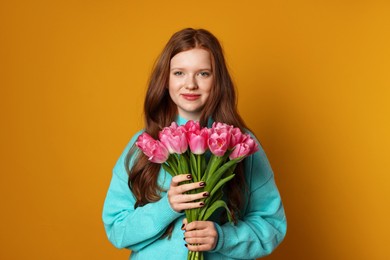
[175,114,214,127]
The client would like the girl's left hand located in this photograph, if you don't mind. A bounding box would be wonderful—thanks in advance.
[182,218,218,252]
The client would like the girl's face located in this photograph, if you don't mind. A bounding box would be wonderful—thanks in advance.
[169,48,213,121]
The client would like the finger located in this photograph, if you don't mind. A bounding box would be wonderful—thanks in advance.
[174,181,206,194]
[186,243,214,252]
[171,191,209,204]
[184,236,213,245]
[184,220,209,232]
[170,174,192,187]
[182,218,188,230]
[185,222,217,238]
[175,201,205,211]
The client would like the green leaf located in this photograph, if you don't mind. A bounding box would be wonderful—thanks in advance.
[198,188,223,220]
[185,208,193,223]
[196,154,202,181]
[200,200,232,222]
[197,202,208,220]
[204,158,241,193]
[222,164,237,179]
[202,155,226,182]
[181,154,190,173]
[200,155,207,174]
[209,174,235,198]
[190,153,198,182]
[162,163,175,177]
[167,157,179,175]
[209,188,223,205]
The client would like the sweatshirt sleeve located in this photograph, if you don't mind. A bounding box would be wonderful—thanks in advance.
[211,142,287,259]
[102,132,183,251]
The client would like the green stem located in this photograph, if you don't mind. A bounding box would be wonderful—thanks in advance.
[197,154,201,182]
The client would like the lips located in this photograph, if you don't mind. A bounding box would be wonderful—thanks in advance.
[181,94,201,101]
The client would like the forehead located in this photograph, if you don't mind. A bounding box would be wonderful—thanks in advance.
[170,48,212,69]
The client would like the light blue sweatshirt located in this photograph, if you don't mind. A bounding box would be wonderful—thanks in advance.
[102,116,287,259]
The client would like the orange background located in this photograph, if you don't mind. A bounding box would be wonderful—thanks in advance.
[1,1,389,259]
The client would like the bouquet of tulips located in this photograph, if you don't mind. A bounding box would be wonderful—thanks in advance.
[135,120,259,260]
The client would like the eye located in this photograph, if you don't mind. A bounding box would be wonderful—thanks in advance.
[198,71,211,77]
[173,71,183,76]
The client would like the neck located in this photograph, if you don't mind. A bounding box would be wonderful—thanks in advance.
[178,113,200,122]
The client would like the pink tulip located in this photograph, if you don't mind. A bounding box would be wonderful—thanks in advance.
[208,132,230,156]
[242,134,259,155]
[136,133,169,163]
[135,132,156,153]
[184,120,201,133]
[144,140,169,163]
[229,143,252,161]
[186,128,209,154]
[229,127,244,149]
[210,122,232,137]
[229,134,259,161]
[211,122,233,134]
[159,122,188,154]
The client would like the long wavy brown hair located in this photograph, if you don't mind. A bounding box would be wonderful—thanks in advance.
[126,28,250,237]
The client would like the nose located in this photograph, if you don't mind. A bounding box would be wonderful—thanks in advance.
[185,75,198,90]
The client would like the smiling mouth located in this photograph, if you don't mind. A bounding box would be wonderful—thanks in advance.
[181,94,200,100]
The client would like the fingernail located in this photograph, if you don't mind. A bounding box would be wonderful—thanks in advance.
[203,192,209,197]
[183,237,186,240]
[199,182,206,187]
[181,224,185,229]
[200,202,204,206]
[185,244,188,247]
[187,174,192,179]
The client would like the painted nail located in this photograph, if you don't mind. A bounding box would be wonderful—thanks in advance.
[199,182,206,187]
[181,224,185,229]
[202,192,209,197]
[183,237,186,240]
[185,244,188,247]
[187,174,192,179]
[200,202,205,206]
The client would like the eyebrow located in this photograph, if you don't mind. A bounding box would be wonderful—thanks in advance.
[170,67,212,71]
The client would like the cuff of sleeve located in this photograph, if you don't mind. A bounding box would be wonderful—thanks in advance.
[210,222,224,253]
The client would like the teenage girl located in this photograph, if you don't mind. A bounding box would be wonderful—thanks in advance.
[103,28,287,259]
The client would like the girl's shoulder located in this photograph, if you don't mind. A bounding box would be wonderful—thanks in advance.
[112,129,145,179]
[242,130,275,191]
[120,129,145,158]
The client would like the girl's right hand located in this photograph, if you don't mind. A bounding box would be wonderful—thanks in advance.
[168,174,209,213]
